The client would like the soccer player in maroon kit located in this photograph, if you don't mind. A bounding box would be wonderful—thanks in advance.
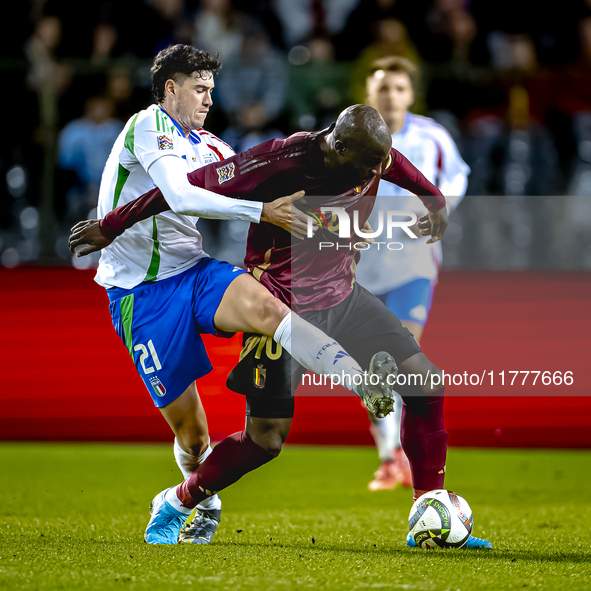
[70,105,491,549]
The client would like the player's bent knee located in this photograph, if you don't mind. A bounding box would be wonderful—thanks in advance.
[256,295,289,335]
[251,430,285,458]
[246,399,293,456]
[262,296,289,336]
[176,430,210,458]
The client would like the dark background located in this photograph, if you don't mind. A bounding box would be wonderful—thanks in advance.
[2,0,591,268]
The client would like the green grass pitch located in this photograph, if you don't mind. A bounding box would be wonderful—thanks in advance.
[1,443,590,590]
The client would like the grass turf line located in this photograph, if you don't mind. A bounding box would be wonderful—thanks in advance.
[0,443,590,590]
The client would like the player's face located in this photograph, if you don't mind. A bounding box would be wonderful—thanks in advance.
[366,71,414,119]
[173,71,215,132]
[339,147,390,186]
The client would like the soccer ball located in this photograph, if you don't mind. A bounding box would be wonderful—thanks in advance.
[408,489,473,549]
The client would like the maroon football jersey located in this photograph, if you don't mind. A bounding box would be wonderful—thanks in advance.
[102,128,445,312]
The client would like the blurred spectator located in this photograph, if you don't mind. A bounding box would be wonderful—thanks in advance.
[151,0,195,52]
[232,0,285,50]
[350,18,422,105]
[488,33,538,72]
[91,22,119,66]
[334,0,424,61]
[287,35,352,129]
[25,15,71,93]
[58,96,123,220]
[216,16,288,151]
[424,0,477,64]
[274,0,360,48]
[193,0,242,58]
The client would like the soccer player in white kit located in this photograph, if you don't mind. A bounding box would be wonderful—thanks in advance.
[82,44,397,544]
[356,56,470,491]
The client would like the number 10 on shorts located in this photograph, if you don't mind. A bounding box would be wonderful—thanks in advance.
[134,340,162,374]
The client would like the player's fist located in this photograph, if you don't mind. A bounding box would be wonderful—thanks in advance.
[68,220,113,257]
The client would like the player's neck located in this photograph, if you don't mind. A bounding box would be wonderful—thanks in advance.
[159,103,191,138]
[389,112,406,135]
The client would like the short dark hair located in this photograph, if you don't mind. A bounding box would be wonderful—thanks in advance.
[368,56,419,93]
[151,44,221,104]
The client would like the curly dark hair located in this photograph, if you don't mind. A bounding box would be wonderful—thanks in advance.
[151,44,221,104]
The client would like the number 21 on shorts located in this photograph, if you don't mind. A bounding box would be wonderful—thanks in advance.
[134,340,162,374]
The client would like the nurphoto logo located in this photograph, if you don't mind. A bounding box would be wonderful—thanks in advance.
[305,208,418,251]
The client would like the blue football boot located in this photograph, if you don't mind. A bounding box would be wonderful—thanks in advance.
[178,508,222,544]
[406,532,493,549]
[463,535,493,549]
[144,488,188,544]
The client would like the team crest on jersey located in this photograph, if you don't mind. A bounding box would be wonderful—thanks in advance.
[157,135,174,151]
[254,364,266,389]
[149,375,167,397]
[216,162,235,184]
[204,153,215,164]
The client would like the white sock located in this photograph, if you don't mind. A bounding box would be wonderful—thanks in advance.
[173,438,222,511]
[197,495,222,511]
[165,486,192,514]
[370,412,397,461]
[174,437,208,479]
[274,312,364,395]
[392,393,403,449]
[369,393,403,459]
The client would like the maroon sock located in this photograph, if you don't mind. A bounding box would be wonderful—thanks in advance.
[400,391,448,495]
[176,430,274,509]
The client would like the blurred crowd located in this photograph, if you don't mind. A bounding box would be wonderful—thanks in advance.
[2,0,591,269]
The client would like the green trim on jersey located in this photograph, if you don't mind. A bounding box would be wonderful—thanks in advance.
[144,217,161,282]
[120,294,135,358]
[112,164,131,210]
[124,113,140,155]
[161,113,172,134]
[157,109,172,134]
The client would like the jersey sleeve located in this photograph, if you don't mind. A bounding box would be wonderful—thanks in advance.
[433,127,470,210]
[100,135,314,240]
[382,148,446,212]
[100,138,286,241]
[129,109,180,172]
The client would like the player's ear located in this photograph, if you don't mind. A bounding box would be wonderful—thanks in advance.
[165,79,176,97]
[335,140,346,156]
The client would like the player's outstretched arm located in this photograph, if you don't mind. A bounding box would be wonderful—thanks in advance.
[381,148,448,242]
[68,187,314,256]
[69,137,321,256]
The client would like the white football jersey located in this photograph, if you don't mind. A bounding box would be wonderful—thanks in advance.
[95,105,235,289]
[356,114,470,294]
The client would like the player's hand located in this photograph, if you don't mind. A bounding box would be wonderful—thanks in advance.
[358,221,375,244]
[68,220,113,257]
[418,208,448,244]
[261,190,317,240]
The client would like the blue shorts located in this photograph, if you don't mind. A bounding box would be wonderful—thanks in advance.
[377,279,435,327]
[107,257,245,408]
